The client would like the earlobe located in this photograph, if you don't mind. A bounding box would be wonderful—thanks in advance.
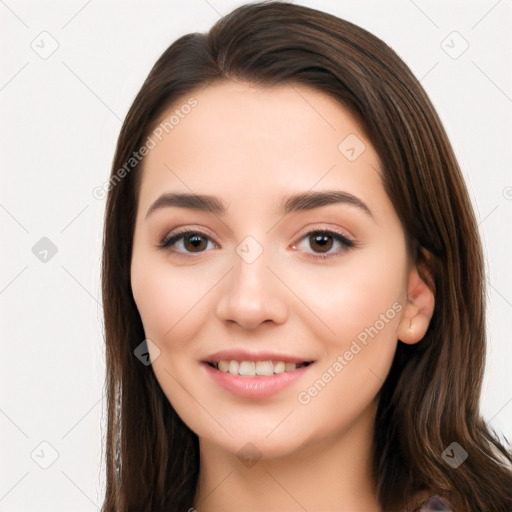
[397,263,435,345]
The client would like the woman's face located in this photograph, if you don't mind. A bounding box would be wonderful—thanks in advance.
[130,80,414,458]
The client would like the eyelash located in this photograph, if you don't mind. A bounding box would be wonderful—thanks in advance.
[158,228,357,260]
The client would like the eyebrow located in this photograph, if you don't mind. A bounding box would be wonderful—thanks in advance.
[144,190,372,219]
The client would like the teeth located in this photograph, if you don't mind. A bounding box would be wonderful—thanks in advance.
[284,362,296,372]
[239,361,256,376]
[228,360,239,375]
[213,359,310,376]
[255,361,273,376]
[273,361,285,374]
[218,360,229,372]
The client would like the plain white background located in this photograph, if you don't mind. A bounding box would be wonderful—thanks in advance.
[0,1,511,510]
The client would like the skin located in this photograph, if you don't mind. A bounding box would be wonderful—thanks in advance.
[130,80,435,512]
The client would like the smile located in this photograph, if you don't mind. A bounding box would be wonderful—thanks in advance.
[203,359,315,398]
[207,360,313,377]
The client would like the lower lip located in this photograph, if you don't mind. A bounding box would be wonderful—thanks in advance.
[203,363,313,398]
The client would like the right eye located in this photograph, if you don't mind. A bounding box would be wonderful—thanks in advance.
[158,230,219,255]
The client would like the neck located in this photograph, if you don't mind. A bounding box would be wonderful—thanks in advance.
[193,399,382,512]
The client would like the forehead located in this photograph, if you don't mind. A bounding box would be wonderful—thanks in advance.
[137,81,383,216]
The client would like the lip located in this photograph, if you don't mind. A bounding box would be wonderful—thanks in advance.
[202,361,314,399]
[203,349,312,364]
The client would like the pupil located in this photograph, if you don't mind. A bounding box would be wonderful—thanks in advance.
[185,234,206,251]
[311,233,332,253]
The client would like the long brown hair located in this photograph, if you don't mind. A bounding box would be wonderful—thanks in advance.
[100,2,512,510]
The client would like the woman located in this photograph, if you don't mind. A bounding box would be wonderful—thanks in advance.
[100,2,512,511]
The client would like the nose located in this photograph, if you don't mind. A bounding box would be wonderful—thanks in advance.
[215,249,289,330]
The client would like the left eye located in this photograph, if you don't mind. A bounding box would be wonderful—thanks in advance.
[292,230,356,259]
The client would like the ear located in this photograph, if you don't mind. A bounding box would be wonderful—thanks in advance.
[397,261,435,345]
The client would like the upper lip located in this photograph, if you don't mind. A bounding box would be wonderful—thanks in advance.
[203,349,314,364]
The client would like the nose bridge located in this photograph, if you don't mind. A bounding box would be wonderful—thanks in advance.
[215,236,288,329]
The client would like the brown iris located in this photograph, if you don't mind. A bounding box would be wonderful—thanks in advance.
[309,232,334,253]
[184,234,208,252]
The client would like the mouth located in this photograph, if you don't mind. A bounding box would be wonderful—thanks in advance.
[203,357,315,398]
[205,359,314,377]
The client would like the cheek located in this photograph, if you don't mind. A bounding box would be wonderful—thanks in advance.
[289,242,406,428]
[130,252,210,349]
[287,247,406,348]
[293,281,402,432]
[130,253,226,439]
